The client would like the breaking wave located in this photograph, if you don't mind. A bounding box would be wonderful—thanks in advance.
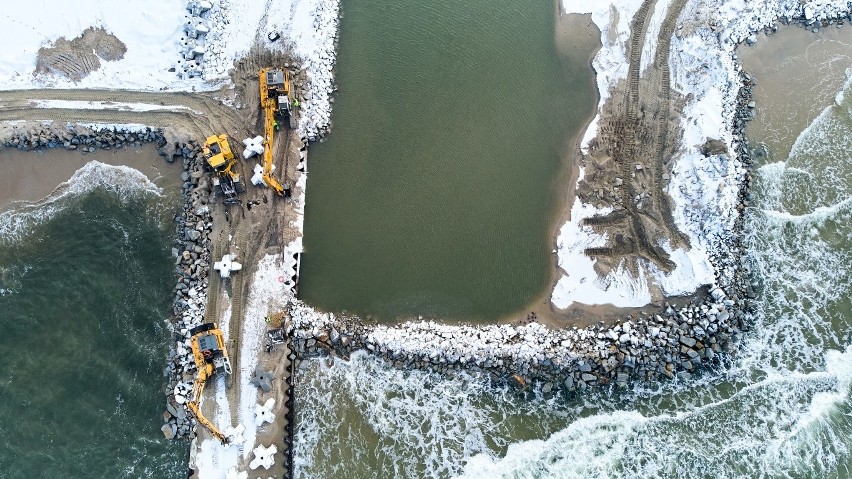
[0,161,162,245]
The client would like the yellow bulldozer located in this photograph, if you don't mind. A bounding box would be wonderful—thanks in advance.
[258,67,294,197]
[203,134,243,204]
[186,322,232,444]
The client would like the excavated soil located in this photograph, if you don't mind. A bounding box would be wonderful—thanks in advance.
[35,27,127,81]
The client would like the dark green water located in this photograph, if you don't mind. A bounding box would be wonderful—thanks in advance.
[300,0,596,322]
[0,188,186,478]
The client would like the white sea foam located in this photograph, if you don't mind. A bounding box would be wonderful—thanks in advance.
[0,161,161,244]
[451,348,852,479]
[294,351,573,478]
[456,411,647,479]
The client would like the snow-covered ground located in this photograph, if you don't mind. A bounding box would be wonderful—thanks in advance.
[0,0,339,138]
[194,253,294,478]
[553,0,851,309]
[27,99,202,114]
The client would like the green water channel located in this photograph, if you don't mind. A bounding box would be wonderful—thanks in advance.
[300,0,597,322]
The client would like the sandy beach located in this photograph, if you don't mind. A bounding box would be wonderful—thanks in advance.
[738,24,852,159]
[0,142,181,211]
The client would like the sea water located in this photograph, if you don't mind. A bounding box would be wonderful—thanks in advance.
[292,38,852,479]
[0,162,186,478]
[299,0,596,322]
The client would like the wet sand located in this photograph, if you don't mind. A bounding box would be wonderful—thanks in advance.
[738,24,852,159]
[0,143,181,210]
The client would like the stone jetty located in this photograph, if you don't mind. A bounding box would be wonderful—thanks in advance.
[162,141,215,440]
[2,125,167,153]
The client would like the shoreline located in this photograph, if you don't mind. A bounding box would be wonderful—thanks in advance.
[275,5,852,394]
[0,140,179,212]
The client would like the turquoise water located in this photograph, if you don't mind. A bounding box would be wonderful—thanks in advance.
[300,0,596,322]
[0,166,186,478]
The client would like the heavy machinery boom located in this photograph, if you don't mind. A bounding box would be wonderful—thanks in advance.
[186,323,232,444]
[258,67,289,196]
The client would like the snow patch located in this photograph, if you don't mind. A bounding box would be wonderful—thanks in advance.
[554,0,849,308]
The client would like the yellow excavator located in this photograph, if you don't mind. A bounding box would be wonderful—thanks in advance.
[186,322,232,444]
[203,134,242,204]
[258,67,293,197]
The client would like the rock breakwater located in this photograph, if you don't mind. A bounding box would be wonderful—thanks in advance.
[2,125,166,153]
[161,141,214,440]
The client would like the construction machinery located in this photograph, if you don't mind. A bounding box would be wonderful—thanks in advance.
[186,322,233,444]
[203,134,242,204]
[258,67,294,197]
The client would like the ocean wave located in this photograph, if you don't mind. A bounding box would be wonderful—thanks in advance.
[0,161,162,245]
[453,347,852,479]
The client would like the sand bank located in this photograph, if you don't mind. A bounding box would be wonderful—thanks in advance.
[0,143,179,211]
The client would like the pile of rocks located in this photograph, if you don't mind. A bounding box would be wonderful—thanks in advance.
[161,142,215,439]
[295,0,340,142]
[2,126,165,152]
[285,285,747,393]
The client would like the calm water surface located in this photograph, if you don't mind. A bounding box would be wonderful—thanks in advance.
[300,0,596,322]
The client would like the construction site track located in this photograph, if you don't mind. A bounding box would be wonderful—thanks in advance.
[579,0,688,276]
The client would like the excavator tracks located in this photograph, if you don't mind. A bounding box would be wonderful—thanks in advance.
[579,0,690,274]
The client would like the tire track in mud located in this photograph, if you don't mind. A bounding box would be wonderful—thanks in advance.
[652,0,690,247]
[580,0,689,275]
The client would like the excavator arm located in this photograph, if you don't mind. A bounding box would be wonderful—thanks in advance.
[185,323,232,445]
[259,68,286,196]
[186,366,229,444]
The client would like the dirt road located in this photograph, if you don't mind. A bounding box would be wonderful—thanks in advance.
[0,88,252,141]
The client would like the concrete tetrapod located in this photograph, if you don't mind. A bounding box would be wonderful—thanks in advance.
[249,444,278,470]
[254,397,276,427]
[213,254,242,278]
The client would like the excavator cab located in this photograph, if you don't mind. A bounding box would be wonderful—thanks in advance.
[263,68,293,120]
[203,134,242,205]
[196,331,232,375]
[202,134,234,170]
